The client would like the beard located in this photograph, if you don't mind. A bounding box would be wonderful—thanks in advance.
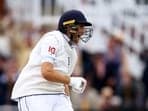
[70,34,81,44]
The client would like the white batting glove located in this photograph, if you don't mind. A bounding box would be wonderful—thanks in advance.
[69,77,87,94]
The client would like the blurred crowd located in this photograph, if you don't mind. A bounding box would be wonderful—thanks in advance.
[0,0,148,111]
[71,24,148,111]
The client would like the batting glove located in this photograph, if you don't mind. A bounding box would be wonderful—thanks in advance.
[69,77,87,94]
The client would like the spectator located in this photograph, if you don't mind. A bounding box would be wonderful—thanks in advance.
[98,86,121,111]
[104,33,127,94]
[0,25,11,57]
[118,69,141,111]
[0,56,18,105]
[91,53,106,92]
[140,48,148,110]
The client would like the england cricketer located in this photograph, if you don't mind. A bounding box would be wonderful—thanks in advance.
[11,9,93,111]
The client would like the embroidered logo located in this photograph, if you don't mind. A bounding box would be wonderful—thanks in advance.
[48,46,56,54]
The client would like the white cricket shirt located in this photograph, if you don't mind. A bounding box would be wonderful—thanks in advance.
[11,30,78,100]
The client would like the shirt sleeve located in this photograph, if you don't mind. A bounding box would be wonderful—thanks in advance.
[40,34,59,63]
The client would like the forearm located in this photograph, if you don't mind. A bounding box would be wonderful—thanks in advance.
[64,84,70,96]
[41,62,87,94]
[51,70,70,84]
[41,62,70,84]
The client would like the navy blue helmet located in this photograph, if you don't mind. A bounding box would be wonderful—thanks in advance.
[58,10,93,43]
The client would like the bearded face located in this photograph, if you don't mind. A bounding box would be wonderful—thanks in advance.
[66,24,93,44]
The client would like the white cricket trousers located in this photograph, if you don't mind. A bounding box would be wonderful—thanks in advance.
[17,94,74,111]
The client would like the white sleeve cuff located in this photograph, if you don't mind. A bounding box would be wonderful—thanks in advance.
[41,56,55,63]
